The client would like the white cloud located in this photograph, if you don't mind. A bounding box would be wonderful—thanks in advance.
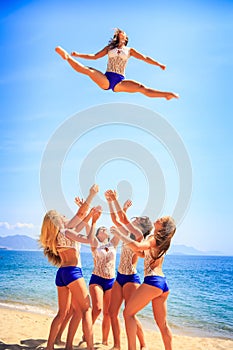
[0,222,34,230]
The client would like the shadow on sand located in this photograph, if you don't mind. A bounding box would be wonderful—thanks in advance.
[0,339,103,350]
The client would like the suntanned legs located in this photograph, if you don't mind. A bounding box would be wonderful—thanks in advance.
[67,278,94,350]
[89,284,112,345]
[123,283,172,350]
[114,79,179,100]
[55,46,109,89]
[122,283,147,350]
[55,304,73,345]
[46,287,71,350]
[55,46,179,99]
[102,289,112,345]
[109,282,123,350]
[109,281,148,350]
[152,292,172,350]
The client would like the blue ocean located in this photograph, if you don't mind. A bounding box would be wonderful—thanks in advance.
[0,250,232,339]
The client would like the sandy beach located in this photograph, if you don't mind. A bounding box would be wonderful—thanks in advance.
[0,307,232,350]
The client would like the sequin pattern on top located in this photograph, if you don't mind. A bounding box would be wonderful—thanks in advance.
[92,242,117,279]
[106,46,130,75]
[56,231,82,267]
[118,242,137,275]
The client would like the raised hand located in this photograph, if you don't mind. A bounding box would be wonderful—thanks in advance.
[104,190,112,202]
[159,63,166,70]
[123,199,132,212]
[89,184,99,196]
[92,205,102,223]
[105,189,117,201]
[74,196,84,207]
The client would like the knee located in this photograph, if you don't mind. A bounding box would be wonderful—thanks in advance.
[79,300,92,317]
[57,309,69,321]
[156,320,171,334]
[108,307,118,319]
[123,307,132,320]
[93,304,102,316]
[137,83,146,91]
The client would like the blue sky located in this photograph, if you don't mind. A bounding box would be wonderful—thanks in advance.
[0,0,233,255]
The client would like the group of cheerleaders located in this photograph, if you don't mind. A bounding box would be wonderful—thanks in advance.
[40,29,178,350]
[40,184,176,350]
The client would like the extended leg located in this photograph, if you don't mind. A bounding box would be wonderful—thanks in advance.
[114,79,179,100]
[55,46,110,90]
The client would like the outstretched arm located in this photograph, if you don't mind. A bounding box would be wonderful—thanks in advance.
[66,184,99,229]
[86,206,102,248]
[105,190,120,247]
[130,48,166,70]
[108,190,143,241]
[110,226,154,252]
[63,206,102,244]
[71,46,109,60]
[105,190,119,226]
[74,207,95,233]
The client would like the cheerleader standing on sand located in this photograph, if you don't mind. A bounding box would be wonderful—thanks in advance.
[55,28,179,100]
[39,184,101,350]
[110,216,176,350]
[75,195,132,346]
[105,189,153,350]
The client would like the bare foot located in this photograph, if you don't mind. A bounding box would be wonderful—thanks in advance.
[54,339,66,346]
[165,92,179,100]
[77,339,87,348]
[55,46,69,60]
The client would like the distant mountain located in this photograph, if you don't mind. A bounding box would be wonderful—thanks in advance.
[0,235,226,255]
[0,235,39,250]
[169,244,224,256]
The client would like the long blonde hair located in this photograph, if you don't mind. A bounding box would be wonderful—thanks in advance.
[39,210,61,266]
[153,216,176,260]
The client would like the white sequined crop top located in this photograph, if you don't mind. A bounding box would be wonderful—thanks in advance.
[118,238,138,275]
[56,230,81,267]
[92,242,116,279]
[106,46,130,76]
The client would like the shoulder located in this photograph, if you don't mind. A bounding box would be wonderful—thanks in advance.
[147,235,156,246]
[105,45,111,51]
[106,45,114,52]
[129,47,136,54]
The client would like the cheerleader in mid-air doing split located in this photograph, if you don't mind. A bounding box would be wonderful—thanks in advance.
[55,28,179,100]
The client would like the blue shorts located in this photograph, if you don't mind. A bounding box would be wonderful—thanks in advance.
[105,71,125,91]
[55,266,83,287]
[116,271,141,287]
[89,274,115,292]
[143,276,169,293]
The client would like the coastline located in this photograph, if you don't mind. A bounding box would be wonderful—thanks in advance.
[0,306,232,350]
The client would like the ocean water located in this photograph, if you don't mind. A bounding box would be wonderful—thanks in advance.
[0,250,232,339]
